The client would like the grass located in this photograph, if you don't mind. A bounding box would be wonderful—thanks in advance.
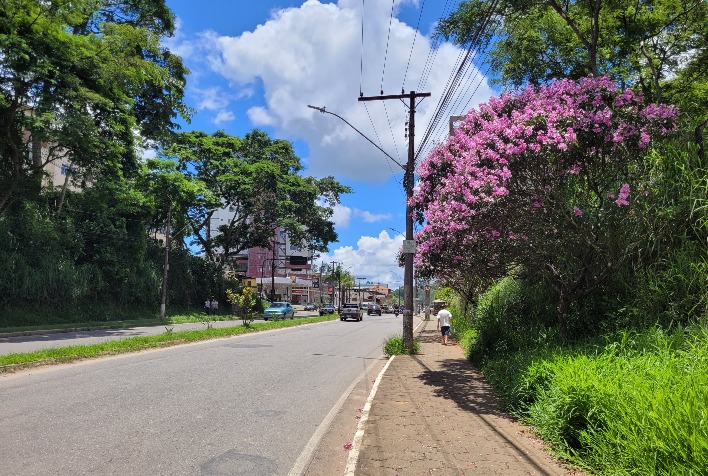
[383,334,421,356]
[0,314,340,373]
[471,325,708,476]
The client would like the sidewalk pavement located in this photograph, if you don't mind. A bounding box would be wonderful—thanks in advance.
[352,318,585,476]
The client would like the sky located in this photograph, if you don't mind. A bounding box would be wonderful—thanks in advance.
[162,0,497,289]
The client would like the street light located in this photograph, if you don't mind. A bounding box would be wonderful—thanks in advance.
[309,103,418,353]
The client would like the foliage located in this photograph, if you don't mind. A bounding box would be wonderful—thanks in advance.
[158,130,351,264]
[478,326,708,475]
[436,0,708,99]
[383,334,420,356]
[226,287,259,326]
[0,0,189,214]
[412,76,678,332]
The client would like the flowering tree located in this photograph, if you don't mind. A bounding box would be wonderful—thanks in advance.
[412,76,678,332]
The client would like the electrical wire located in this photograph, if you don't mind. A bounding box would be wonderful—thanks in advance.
[379,0,396,95]
[359,0,366,97]
[401,0,427,90]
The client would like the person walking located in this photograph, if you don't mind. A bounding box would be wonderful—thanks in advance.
[436,305,453,345]
[204,298,211,315]
[209,297,218,315]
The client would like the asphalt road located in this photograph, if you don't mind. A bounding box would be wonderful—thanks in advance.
[0,314,406,475]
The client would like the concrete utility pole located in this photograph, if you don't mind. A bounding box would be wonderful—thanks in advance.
[159,201,172,320]
[359,90,430,353]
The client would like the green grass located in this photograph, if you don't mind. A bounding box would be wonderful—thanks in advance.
[474,325,708,476]
[0,314,340,373]
[383,334,421,356]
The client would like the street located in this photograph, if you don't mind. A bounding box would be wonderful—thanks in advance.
[0,315,406,475]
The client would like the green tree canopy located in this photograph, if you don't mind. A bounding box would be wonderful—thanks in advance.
[436,0,707,97]
[158,130,351,264]
[0,0,190,213]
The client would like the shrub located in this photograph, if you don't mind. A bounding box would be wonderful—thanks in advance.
[383,334,420,356]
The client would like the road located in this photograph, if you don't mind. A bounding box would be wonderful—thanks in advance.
[0,314,408,475]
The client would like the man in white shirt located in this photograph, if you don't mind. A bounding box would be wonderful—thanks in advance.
[436,306,453,345]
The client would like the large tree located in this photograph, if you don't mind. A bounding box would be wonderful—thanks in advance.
[159,130,351,265]
[0,0,189,213]
[436,0,707,96]
[411,77,678,332]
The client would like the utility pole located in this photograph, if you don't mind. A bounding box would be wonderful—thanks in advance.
[159,201,172,320]
[359,90,430,353]
[357,277,366,306]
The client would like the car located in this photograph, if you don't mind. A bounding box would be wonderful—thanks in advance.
[381,305,392,314]
[303,302,316,311]
[367,304,382,316]
[263,302,295,320]
[319,304,335,315]
[340,303,363,321]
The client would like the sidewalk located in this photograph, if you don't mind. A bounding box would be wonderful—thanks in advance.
[352,319,584,476]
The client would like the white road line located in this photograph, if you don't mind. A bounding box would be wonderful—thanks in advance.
[343,318,425,475]
[288,352,384,476]
[343,355,394,476]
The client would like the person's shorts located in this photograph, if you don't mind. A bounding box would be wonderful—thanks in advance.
[440,325,451,336]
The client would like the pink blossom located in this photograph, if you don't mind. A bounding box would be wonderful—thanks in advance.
[615,183,631,206]
[574,206,583,217]
[568,164,581,175]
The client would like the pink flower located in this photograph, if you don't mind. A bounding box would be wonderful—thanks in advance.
[568,164,581,175]
[615,183,631,206]
[343,441,353,451]
[574,206,583,217]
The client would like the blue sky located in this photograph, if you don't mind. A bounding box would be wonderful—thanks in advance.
[163,0,496,289]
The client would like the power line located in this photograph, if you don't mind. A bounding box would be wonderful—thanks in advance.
[379,0,396,94]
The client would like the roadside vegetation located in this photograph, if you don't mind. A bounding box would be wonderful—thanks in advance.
[0,313,339,373]
[383,334,421,357]
[418,1,708,474]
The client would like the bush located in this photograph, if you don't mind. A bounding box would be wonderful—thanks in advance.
[480,325,708,475]
[383,334,420,356]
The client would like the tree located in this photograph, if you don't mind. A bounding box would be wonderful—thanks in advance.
[226,287,259,326]
[411,76,678,333]
[160,130,350,266]
[436,0,707,100]
[0,0,189,214]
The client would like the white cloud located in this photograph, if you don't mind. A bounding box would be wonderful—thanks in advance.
[247,106,276,126]
[213,110,235,125]
[330,204,392,228]
[356,209,392,223]
[331,204,353,228]
[186,0,493,182]
[324,230,405,288]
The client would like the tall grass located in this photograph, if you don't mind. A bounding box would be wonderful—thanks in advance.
[479,326,708,475]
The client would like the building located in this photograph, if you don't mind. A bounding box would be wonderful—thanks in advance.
[208,210,315,303]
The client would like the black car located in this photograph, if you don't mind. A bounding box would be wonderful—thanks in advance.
[367,304,382,316]
[319,304,335,315]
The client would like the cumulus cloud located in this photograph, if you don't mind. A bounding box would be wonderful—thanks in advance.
[328,230,405,288]
[329,204,392,228]
[177,0,493,182]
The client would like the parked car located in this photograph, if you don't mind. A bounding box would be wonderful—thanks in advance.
[303,302,317,311]
[263,302,295,320]
[367,304,382,316]
[340,303,363,321]
[319,304,335,315]
[381,305,392,313]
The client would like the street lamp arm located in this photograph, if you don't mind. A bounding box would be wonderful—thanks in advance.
[307,105,405,170]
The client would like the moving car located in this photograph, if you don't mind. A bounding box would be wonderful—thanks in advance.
[367,304,382,316]
[319,304,335,315]
[263,302,295,320]
[303,302,316,311]
[340,303,362,321]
